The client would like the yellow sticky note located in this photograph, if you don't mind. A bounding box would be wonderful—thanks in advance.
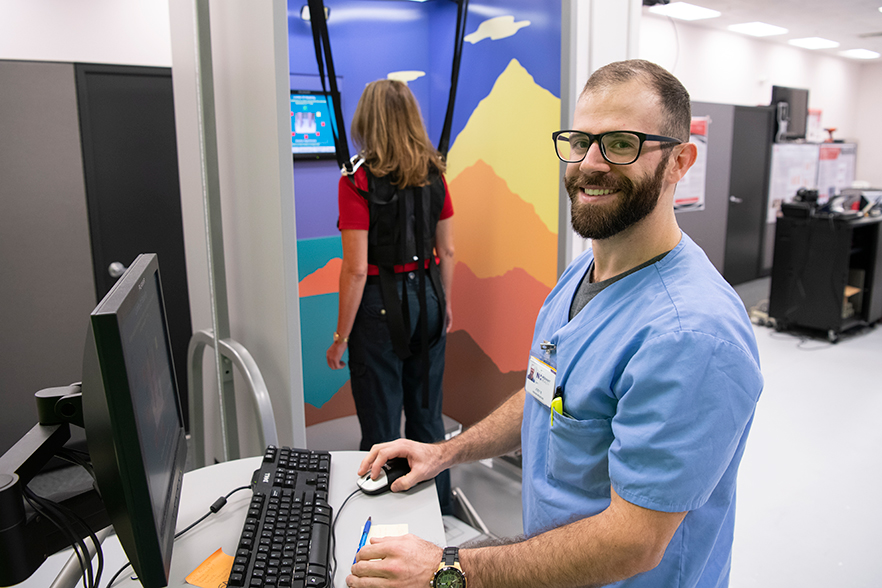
[366,523,408,541]
[185,548,233,588]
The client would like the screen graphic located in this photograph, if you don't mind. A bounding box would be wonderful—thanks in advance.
[290,91,337,158]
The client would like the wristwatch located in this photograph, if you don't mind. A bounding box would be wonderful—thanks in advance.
[431,546,467,588]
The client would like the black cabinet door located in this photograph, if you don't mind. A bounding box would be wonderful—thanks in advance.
[723,106,774,285]
[75,63,192,426]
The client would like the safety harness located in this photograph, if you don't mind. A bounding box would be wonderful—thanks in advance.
[355,170,447,408]
[306,0,468,408]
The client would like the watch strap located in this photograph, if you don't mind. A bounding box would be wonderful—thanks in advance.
[442,546,459,566]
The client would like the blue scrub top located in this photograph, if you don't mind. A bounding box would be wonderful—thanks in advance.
[521,233,763,588]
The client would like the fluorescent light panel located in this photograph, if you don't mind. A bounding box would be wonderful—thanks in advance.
[841,48,881,59]
[727,22,788,37]
[788,37,840,50]
[648,2,721,21]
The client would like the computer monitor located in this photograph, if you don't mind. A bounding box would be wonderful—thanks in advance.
[0,253,187,588]
[81,253,188,588]
[290,90,338,160]
[771,85,809,141]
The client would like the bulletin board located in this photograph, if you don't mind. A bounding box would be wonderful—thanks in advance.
[816,143,856,203]
[766,143,820,223]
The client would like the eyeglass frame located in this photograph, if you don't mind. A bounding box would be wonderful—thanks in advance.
[552,130,683,166]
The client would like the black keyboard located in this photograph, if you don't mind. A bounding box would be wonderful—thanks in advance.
[228,446,333,588]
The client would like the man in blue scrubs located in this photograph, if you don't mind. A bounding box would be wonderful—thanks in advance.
[348,59,763,588]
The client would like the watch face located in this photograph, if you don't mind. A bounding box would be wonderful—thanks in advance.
[434,567,465,588]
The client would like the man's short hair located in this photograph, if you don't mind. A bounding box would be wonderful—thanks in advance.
[581,59,691,142]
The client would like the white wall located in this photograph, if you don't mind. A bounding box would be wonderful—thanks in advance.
[0,0,172,66]
[639,15,881,184]
[854,63,882,187]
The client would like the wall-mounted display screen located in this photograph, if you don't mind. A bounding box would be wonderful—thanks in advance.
[290,90,337,160]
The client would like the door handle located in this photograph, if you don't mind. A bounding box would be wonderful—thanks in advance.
[108,261,128,278]
[729,195,744,204]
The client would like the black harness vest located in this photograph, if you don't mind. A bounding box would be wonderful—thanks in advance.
[357,169,447,407]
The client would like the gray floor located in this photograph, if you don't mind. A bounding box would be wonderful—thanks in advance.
[730,290,882,586]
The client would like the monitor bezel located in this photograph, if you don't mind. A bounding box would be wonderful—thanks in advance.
[81,253,187,588]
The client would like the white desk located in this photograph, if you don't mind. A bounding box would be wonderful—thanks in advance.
[17,451,444,588]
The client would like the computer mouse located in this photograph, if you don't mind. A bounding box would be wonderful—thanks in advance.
[356,457,411,495]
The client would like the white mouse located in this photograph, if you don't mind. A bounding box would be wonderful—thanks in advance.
[356,458,411,495]
[357,470,389,494]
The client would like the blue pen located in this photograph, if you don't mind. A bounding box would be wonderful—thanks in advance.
[354,516,371,563]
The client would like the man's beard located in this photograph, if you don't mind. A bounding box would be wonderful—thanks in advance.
[565,153,669,240]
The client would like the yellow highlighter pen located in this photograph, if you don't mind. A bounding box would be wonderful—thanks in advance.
[550,386,563,426]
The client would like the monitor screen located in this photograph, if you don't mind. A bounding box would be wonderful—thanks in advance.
[290,90,338,160]
[771,85,809,141]
[82,253,187,588]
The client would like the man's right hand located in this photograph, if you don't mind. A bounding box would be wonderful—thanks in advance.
[357,439,448,493]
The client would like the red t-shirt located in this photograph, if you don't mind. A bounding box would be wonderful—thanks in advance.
[337,167,454,274]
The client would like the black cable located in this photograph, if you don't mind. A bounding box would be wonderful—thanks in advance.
[175,485,252,539]
[104,484,253,587]
[104,561,131,587]
[328,488,363,581]
[24,486,100,588]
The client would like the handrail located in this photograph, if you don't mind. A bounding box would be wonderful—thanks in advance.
[187,328,279,468]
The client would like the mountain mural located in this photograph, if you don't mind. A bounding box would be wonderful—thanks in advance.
[446,58,561,234]
[442,330,528,429]
[296,49,560,423]
[449,160,557,288]
[299,257,341,296]
[450,261,549,374]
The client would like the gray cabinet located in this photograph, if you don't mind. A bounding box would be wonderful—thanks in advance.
[680,102,774,285]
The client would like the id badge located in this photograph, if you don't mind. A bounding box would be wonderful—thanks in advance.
[525,355,557,407]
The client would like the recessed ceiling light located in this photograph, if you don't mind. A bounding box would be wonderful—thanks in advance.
[841,48,881,59]
[788,37,840,50]
[648,2,721,21]
[727,22,788,37]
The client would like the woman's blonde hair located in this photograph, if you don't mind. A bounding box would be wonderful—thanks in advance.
[351,79,446,187]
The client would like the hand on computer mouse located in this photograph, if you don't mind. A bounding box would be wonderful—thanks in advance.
[357,439,445,493]
[356,457,411,495]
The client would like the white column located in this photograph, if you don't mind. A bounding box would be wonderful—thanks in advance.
[169,0,306,459]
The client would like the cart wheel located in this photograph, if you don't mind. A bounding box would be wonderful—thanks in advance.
[827,330,838,343]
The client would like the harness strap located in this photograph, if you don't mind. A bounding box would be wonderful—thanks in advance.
[438,0,469,156]
[306,0,352,173]
[413,185,432,408]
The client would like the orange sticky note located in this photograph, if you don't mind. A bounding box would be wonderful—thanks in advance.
[185,548,234,588]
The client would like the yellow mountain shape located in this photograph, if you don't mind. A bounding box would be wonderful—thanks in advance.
[446,58,561,234]
[449,160,557,288]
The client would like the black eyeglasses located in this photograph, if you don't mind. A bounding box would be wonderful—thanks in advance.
[552,130,682,165]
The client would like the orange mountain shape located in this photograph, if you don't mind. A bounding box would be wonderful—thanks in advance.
[443,329,528,429]
[451,261,550,374]
[449,160,558,288]
[299,257,341,297]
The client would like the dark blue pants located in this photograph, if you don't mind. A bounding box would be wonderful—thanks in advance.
[348,273,451,513]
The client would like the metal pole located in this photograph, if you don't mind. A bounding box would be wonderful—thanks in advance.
[191,0,239,461]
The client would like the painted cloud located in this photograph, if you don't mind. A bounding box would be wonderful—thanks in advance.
[387,70,426,83]
[464,15,531,44]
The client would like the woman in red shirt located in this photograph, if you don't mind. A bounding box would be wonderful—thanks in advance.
[325,80,454,512]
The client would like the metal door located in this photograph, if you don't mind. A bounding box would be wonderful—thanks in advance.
[75,64,192,425]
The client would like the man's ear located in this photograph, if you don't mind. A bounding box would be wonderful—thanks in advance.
[666,142,698,184]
